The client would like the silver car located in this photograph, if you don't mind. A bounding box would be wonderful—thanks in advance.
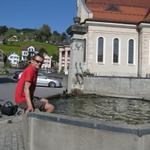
[19,72,62,88]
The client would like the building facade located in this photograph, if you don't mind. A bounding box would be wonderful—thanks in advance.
[72,0,150,78]
[41,53,52,70]
[58,45,70,74]
[8,52,20,67]
[67,0,150,93]
[21,46,38,61]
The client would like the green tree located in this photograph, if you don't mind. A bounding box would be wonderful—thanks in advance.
[0,26,8,35]
[61,32,67,41]
[52,53,59,63]
[36,24,51,42]
[39,48,48,55]
[3,54,8,65]
[50,31,62,44]
[18,28,37,41]
[5,28,17,38]
[61,32,70,44]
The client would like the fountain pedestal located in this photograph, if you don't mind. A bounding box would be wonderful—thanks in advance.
[66,17,87,93]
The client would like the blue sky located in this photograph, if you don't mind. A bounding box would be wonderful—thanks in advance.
[0,0,76,33]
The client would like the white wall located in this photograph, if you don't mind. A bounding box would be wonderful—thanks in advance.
[139,25,150,77]
[85,23,138,77]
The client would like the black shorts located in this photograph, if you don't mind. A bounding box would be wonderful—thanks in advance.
[18,97,46,112]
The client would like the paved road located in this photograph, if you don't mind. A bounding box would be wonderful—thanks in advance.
[0,76,67,102]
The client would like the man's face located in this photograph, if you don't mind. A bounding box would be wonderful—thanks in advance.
[32,56,44,69]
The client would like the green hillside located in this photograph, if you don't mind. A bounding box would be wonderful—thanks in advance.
[0,41,58,56]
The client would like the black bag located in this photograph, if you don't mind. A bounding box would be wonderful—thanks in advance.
[1,101,18,116]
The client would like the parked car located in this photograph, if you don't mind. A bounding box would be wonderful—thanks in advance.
[36,73,62,88]
[14,71,62,88]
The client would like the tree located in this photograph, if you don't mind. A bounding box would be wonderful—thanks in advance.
[18,28,37,41]
[5,28,17,38]
[61,32,70,44]
[36,24,52,42]
[61,32,67,41]
[50,31,62,44]
[3,54,7,65]
[38,48,48,55]
[52,53,59,63]
[3,54,11,69]
[0,26,8,35]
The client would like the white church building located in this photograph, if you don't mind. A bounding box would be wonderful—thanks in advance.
[72,0,150,78]
[67,0,150,99]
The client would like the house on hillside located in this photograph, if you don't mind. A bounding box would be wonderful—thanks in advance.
[21,46,38,61]
[8,52,20,67]
[58,45,70,74]
[67,0,150,78]
[41,53,52,71]
[7,35,18,42]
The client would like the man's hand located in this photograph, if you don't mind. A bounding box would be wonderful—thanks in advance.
[26,105,34,113]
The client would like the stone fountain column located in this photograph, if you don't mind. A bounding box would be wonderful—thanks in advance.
[66,17,87,93]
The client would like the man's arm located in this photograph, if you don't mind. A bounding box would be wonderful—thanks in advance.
[24,81,34,112]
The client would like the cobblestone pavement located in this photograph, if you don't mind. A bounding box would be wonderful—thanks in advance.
[0,115,24,150]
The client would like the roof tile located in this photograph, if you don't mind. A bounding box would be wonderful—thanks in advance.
[85,0,150,24]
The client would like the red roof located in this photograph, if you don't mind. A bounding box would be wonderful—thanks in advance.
[85,0,150,24]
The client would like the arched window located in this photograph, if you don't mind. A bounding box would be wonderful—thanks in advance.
[97,37,104,62]
[128,39,134,64]
[113,38,119,63]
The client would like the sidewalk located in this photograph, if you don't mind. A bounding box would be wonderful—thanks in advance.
[0,115,24,150]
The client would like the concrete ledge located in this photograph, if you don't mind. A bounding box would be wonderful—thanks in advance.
[84,76,150,100]
[25,112,150,150]
[28,112,150,137]
[95,93,144,100]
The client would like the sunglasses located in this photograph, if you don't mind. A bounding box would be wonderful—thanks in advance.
[34,59,43,64]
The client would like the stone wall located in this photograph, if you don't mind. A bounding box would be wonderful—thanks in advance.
[84,23,139,77]
[83,76,150,100]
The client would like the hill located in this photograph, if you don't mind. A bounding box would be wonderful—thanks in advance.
[0,41,58,56]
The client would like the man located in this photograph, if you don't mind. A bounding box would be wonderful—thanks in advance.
[15,53,54,113]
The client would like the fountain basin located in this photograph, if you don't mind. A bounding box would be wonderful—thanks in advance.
[50,94,150,125]
[24,112,150,150]
[23,94,150,150]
